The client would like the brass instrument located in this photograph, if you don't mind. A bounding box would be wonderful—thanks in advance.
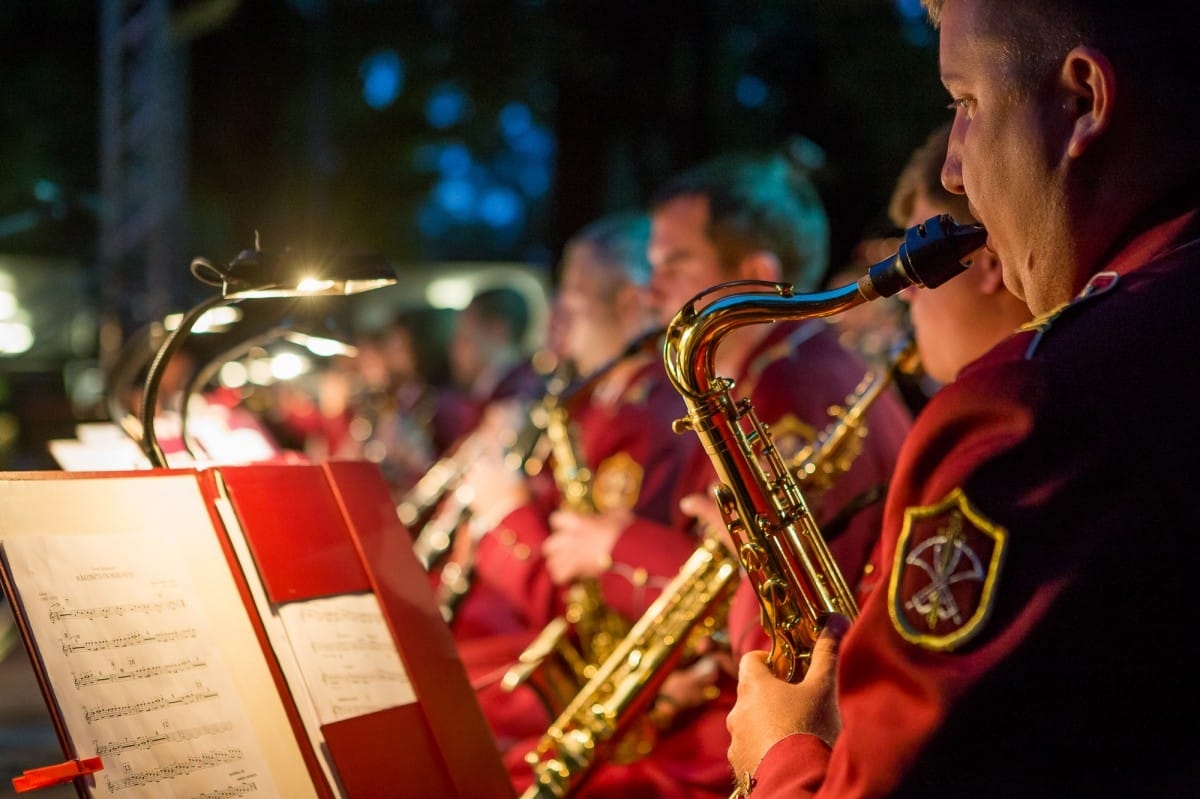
[663,214,983,683]
[518,534,738,799]
[544,401,629,666]
[404,361,572,573]
[503,333,670,719]
[516,310,931,799]
[790,336,920,495]
[436,329,664,629]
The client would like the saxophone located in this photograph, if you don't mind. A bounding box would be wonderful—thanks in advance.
[501,337,665,719]
[663,213,983,683]
[405,359,572,573]
[790,336,919,496]
[515,325,925,799]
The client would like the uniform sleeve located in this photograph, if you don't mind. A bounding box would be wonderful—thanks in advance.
[472,504,562,629]
[586,367,709,620]
[752,349,1056,798]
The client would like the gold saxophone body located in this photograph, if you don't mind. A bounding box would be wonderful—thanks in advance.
[515,215,983,799]
[663,214,984,683]
[515,323,927,799]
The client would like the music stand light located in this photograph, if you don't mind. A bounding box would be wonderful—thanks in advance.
[139,241,396,467]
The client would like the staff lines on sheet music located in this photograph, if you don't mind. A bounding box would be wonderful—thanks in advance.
[295,606,380,625]
[60,626,199,656]
[321,668,406,687]
[74,655,208,688]
[101,747,244,792]
[47,597,188,622]
[93,721,235,755]
[194,782,259,799]
[83,684,219,722]
[308,635,391,654]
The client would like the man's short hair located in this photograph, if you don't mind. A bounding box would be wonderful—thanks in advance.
[651,140,831,292]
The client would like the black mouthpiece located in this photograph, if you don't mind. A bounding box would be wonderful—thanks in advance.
[865,214,988,298]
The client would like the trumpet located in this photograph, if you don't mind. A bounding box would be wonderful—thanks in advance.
[664,214,983,683]
[516,315,927,799]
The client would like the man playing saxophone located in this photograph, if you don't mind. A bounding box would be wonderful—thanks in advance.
[648,143,916,677]
[726,2,1200,796]
[451,211,703,760]
[513,144,915,799]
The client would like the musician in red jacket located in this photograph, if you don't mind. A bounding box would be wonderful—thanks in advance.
[725,2,1200,797]
[446,211,702,757]
[507,146,913,799]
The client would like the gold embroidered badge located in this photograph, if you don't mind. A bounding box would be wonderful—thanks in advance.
[592,452,643,511]
[888,488,1007,651]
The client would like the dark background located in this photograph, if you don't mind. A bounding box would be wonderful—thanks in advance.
[0,0,948,468]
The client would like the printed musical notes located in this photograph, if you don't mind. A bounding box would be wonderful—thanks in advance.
[276,593,417,725]
[0,533,278,798]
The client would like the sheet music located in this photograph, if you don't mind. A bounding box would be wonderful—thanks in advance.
[277,593,416,725]
[1,533,278,798]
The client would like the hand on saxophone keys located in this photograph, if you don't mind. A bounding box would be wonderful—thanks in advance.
[725,613,851,793]
[543,507,628,584]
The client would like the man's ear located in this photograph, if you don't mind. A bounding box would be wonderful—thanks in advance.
[1060,45,1115,159]
[737,251,783,282]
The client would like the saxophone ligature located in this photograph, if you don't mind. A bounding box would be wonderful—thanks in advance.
[663,214,984,683]
[515,215,979,799]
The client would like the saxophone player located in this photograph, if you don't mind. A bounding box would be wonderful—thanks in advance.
[727,2,1200,796]
[452,212,703,760]
[853,122,1032,601]
[649,144,916,675]
[512,146,916,799]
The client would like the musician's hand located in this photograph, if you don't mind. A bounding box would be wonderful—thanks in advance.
[679,490,736,555]
[726,613,849,781]
[653,653,730,728]
[543,508,629,584]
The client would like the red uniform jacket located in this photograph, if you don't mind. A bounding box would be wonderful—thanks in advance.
[751,202,1200,797]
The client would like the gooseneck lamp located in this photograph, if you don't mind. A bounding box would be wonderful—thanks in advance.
[138,239,397,467]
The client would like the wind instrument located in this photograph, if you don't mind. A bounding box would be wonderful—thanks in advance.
[518,533,737,799]
[437,328,665,628]
[790,335,920,496]
[516,309,929,799]
[404,359,572,574]
[663,213,983,684]
[398,360,569,532]
[502,329,665,717]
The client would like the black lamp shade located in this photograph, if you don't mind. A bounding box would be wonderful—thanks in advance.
[194,248,398,299]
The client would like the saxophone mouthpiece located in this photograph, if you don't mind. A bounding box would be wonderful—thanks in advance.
[862,214,987,299]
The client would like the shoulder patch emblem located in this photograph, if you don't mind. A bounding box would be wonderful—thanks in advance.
[764,413,817,463]
[887,487,1007,651]
[592,452,644,511]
